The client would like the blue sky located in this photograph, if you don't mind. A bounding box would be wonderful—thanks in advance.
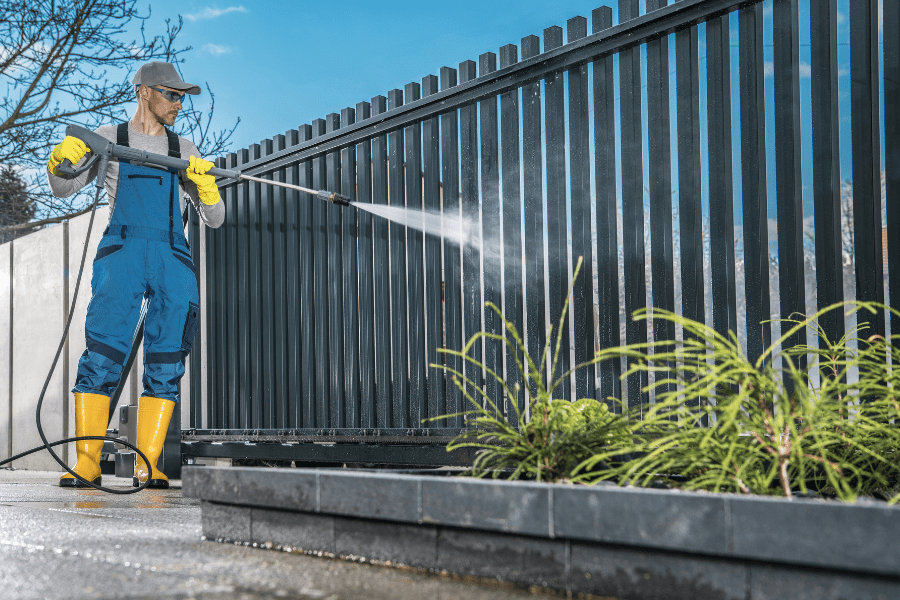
[131,0,884,252]
[137,0,620,152]
[133,1,883,195]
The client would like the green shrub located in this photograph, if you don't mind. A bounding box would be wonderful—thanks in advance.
[432,258,899,503]
[574,303,900,503]
[429,258,631,482]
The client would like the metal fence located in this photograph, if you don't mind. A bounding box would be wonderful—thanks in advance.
[184,0,897,456]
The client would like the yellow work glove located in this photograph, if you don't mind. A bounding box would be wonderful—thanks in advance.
[186,155,221,206]
[47,136,89,176]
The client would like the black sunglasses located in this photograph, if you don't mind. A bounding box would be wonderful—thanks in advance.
[149,86,185,103]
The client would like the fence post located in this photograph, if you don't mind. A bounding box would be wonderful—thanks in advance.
[341,106,360,428]
[521,34,547,410]
[371,96,392,428]
[810,0,844,355]
[440,67,464,427]
[422,74,444,425]
[567,16,595,403]
[544,24,571,401]
[739,4,772,365]
[459,60,483,410]
[618,0,648,411]
[356,102,376,429]
[850,0,886,344]
[388,89,409,427]
[499,43,525,423]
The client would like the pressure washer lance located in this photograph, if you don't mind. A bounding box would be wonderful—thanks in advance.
[58,124,353,206]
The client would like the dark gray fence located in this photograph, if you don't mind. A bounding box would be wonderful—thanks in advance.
[184,0,896,451]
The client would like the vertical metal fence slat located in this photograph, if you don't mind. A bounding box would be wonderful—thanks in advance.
[208,158,224,428]
[356,102,376,428]
[521,34,547,402]
[773,0,807,371]
[404,82,426,428]
[543,25,570,401]
[739,4,771,364]
[459,60,483,410]
[850,0,886,342]
[325,113,345,428]
[643,2,672,403]
[188,209,201,427]
[371,96,392,428]
[618,0,648,411]
[706,14,737,340]
[341,107,360,428]
[311,119,330,428]
[388,89,410,427]
[479,52,503,411]
[591,9,621,406]
[676,22,704,327]
[646,0,676,397]
[235,148,250,428]
[296,125,315,428]
[247,144,262,428]
[422,75,444,425]
[259,138,277,429]
[283,129,302,428]
[810,0,844,351]
[221,153,238,428]
[886,0,900,335]
[440,67,464,428]
[271,134,288,428]
[499,44,525,423]
[567,17,595,402]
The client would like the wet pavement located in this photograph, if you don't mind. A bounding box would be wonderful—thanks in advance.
[0,470,578,600]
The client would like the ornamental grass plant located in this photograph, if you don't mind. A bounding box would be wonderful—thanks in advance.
[434,258,900,503]
[429,258,632,482]
[574,303,900,503]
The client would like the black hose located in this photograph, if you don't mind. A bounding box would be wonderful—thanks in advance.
[0,164,153,493]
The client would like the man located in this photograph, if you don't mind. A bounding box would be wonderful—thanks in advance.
[46,61,224,489]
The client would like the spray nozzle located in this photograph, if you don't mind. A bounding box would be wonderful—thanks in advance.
[317,191,352,206]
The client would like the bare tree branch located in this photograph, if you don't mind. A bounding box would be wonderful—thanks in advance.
[0,0,239,231]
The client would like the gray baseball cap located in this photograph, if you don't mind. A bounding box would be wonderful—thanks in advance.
[132,61,201,95]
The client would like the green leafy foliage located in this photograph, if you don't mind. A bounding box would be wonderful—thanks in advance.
[574,303,900,503]
[433,257,900,503]
[428,258,631,482]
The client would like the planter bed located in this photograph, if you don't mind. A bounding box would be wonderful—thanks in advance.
[183,466,900,600]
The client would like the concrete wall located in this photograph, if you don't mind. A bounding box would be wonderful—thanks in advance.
[0,211,198,471]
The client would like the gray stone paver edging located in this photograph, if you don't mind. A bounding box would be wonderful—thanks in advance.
[184,467,900,600]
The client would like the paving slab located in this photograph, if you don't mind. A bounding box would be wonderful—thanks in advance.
[0,470,580,600]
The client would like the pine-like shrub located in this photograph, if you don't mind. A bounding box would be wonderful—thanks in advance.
[430,258,631,482]
[574,303,900,503]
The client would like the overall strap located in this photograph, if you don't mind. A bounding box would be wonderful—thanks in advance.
[117,122,129,147]
[163,128,190,228]
[163,128,180,248]
[164,128,181,158]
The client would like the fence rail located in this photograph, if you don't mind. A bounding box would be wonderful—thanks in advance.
[190,0,896,440]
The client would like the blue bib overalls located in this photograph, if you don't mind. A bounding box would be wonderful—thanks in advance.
[73,125,199,403]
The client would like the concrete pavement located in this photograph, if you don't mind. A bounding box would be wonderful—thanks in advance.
[0,470,582,600]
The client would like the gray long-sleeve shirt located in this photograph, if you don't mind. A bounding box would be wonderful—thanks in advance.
[47,123,225,229]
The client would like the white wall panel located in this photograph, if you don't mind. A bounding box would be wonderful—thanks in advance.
[12,225,65,470]
[65,212,105,461]
[0,242,11,459]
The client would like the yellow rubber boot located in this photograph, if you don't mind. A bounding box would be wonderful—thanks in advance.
[133,396,175,489]
[59,392,111,488]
